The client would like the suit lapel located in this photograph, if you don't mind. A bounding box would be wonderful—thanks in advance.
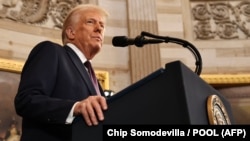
[64,46,98,95]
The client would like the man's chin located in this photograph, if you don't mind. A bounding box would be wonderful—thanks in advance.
[93,46,101,53]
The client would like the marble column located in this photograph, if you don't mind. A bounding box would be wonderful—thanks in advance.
[127,0,161,83]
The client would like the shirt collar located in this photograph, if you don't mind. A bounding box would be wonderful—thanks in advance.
[66,43,88,63]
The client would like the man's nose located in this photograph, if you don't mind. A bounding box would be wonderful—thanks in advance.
[95,24,103,33]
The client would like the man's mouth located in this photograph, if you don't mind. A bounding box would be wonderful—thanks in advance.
[92,36,102,41]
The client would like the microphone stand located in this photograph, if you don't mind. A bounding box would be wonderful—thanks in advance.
[140,31,202,75]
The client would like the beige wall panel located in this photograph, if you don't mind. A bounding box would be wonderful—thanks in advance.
[108,69,131,93]
[193,40,249,49]
[105,27,128,37]
[157,14,184,32]
[160,48,197,69]
[157,0,181,7]
[98,0,130,91]
[93,45,128,69]
[0,28,61,60]
[99,0,127,19]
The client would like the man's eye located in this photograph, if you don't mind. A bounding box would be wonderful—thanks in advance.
[100,24,104,28]
[87,20,94,24]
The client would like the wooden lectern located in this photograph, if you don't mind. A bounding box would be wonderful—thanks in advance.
[72,61,234,141]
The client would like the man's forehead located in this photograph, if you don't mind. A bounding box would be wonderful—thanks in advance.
[84,13,106,22]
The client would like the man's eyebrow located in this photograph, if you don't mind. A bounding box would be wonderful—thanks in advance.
[88,18,105,24]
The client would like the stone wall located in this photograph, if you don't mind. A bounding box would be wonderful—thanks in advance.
[1,0,250,92]
[0,0,250,124]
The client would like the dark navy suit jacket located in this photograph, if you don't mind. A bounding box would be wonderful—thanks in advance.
[14,41,104,141]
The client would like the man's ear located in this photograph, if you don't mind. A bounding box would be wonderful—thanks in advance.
[65,26,75,40]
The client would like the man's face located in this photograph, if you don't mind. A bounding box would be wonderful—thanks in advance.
[74,10,106,58]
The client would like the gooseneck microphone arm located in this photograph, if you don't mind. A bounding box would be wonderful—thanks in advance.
[140,31,202,75]
[112,31,202,75]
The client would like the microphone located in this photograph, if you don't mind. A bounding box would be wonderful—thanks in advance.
[112,35,164,47]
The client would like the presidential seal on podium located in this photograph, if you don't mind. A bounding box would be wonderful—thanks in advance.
[207,94,231,125]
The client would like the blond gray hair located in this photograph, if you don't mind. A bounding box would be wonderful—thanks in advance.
[61,4,109,45]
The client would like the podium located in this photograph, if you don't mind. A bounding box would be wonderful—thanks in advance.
[72,61,234,141]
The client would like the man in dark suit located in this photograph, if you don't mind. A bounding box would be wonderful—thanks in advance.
[14,4,109,141]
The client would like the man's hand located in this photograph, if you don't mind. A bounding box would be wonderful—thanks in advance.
[74,95,108,126]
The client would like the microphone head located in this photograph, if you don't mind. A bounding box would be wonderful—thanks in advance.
[112,36,129,47]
